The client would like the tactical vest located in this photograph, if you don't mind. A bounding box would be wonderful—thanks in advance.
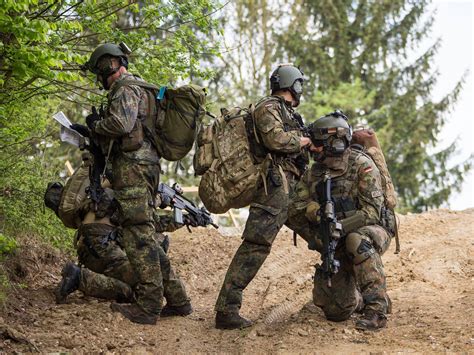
[309,148,396,235]
[309,149,364,220]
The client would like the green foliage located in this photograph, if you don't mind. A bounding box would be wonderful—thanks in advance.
[0,0,222,248]
[278,0,471,211]
[299,79,376,123]
[0,233,18,257]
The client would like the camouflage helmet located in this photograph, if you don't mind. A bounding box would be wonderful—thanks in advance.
[85,43,131,74]
[308,110,352,157]
[270,64,305,105]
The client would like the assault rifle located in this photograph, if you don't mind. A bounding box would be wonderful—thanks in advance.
[86,138,106,211]
[83,106,107,211]
[319,171,342,287]
[157,182,218,230]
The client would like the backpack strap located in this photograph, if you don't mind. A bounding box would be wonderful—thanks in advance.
[109,79,160,98]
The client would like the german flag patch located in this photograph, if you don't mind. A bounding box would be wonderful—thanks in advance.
[362,166,373,174]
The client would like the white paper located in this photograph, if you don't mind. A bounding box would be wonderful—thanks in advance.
[53,111,73,128]
[60,126,85,147]
[53,111,86,147]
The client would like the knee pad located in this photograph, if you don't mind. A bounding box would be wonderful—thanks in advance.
[345,232,375,265]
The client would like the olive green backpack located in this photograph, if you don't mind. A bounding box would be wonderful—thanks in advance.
[58,158,91,229]
[194,107,267,214]
[111,80,207,161]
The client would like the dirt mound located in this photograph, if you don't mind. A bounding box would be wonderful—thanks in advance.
[1,209,473,353]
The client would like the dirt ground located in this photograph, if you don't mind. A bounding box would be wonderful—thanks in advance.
[1,208,473,353]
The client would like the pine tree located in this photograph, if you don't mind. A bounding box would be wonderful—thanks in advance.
[279,0,471,211]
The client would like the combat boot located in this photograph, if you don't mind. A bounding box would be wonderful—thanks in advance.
[215,311,253,330]
[110,303,158,325]
[55,262,80,304]
[160,302,193,317]
[355,311,387,331]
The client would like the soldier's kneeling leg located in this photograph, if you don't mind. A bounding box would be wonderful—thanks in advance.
[312,264,362,321]
[345,229,390,315]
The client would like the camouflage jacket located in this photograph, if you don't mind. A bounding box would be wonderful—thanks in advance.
[252,95,306,176]
[300,148,385,234]
[94,72,159,164]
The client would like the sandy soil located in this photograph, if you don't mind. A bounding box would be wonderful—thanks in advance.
[1,209,473,353]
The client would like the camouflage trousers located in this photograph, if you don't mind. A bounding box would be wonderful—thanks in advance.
[76,223,189,307]
[110,154,163,315]
[215,172,297,313]
[312,225,392,321]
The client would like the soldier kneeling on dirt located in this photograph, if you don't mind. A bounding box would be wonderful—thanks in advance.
[44,161,193,318]
[296,111,396,330]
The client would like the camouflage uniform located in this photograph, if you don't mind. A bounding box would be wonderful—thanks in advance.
[296,147,395,321]
[215,95,307,314]
[75,212,190,308]
[92,72,163,315]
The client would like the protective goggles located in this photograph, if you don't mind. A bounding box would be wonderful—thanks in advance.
[292,80,303,94]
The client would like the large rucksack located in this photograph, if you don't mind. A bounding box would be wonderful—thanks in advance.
[352,128,397,209]
[194,106,267,214]
[111,80,207,161]
[58,158,91,229]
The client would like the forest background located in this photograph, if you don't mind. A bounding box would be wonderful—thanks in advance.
[0,0,472,263]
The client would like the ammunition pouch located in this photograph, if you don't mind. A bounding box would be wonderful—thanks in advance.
[334,197,357,218]
[340,212,366,235]
[120,120,144,152]
[268,167,283,187]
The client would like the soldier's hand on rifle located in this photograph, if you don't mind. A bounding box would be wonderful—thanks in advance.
[95,192,116,219]
[86,106,101,130]
[305,200,321,224]
[70,124,90,138]
[183,214,200,227]
[300,137,311,147]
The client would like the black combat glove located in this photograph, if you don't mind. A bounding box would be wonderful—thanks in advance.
[183,214,200,228]
[95,192,117,219]
[294,152,309,174]
[69,124,90,138]
[86,106,101,130]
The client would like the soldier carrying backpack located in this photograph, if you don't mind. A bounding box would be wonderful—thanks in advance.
[210,64,312,329]
[70,42,205,325]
